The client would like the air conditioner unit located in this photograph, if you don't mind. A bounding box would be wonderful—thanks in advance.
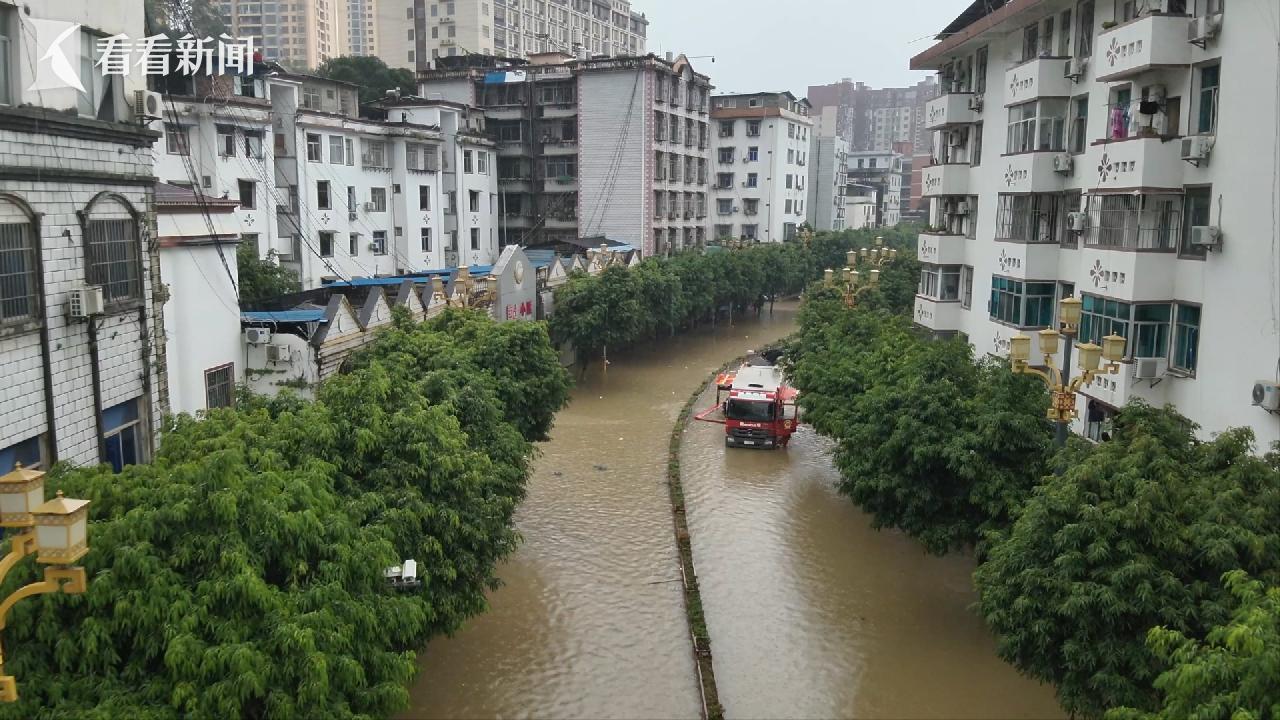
[245,327,273,345]
[266,344,291,363]
[967,94,984,112]
[1181,135,1214,163]
[1253,381,1280,411]
[132,89,164,120]
[953,201,971,215]
[363,201,377,211]
[1190,224,1222,248]
[1053,153,1074,173]
[68,285,104,319]
[1064,57,1087,81]
[1068,211,1088,232]
[368,241,381,250]
[1134,357,1168,380]
[1188,14,1222,44]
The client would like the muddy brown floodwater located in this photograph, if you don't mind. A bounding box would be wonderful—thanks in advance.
[403,301,1064,720]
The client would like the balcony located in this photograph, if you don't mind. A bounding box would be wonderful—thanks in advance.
[486,106,524,121]
[998,152,1067,193]
[544,214,578,229]
[917,231,967,265]
[921,163,969,197]
[1095,13,1191,82]
[541,104,578,119]
[1080,359,1169,412]
[1074,243,1177,302]
[993,239,1061,279]
[924,93,977,130]
[542,139,578,155]
[499,176,533,192]
[1085,136,1184,192]
[1004,56,1073,106]
[913,296,965,333]
[544,176,578,192]
[496,140,530,156]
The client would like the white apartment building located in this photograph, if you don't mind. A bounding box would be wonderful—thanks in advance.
[808,134,848,232]
[378,0,649,72]
[846,150,902,227]
[0,0,167,473]
[220,0,348,68]
[912,0,1280,447]
[265,72,498,288]
[709,92,812,243]
[151,69,278,263]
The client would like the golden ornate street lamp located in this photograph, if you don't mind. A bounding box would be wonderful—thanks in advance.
[824,248,888,308]
[0,465,91,702]
[1009,296,1126,446]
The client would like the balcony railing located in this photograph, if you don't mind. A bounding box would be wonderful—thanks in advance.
[1083,193,1182,250]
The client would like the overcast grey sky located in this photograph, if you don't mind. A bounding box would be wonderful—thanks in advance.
[638,0,973,96]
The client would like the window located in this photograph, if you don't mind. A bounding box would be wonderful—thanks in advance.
[919,264,963,300]
[238,179,256,209]
[1172,304,1200,372]
[1086,193,1182,250]
[372,230,387,255]
[741,224,758,240]
[995,193,1063,243]
[478,152,489,174]
[743,199,759,215]
[0,435,43,473]
[1079,295,1130,347]
[717,198,733,215]
[0,7,12,105]
[1068,96,1089,153]
[470,227,480,250]
[166,124,191,155]
[714,224,732,239]
[319,231,335,257]
[989,277,1055,327]
[316,181,331,210]
[716,172,733,189]
[784,199,793,214]
[329,135,345,164]
[421,227,432,252]
[961,266,974,308]
[747,146,759,162]
[787,122,796,138]
[464,150,474,173]
[303,86,320,109]
[419,185,432,210]
[785,174,793,189]
[1021,22,1040,62]
[1197,63,1219,134]
[217,125,235,156]
[86,217,141,304]
[101,399,143,473]
[1181,186,1211,257]
[746,173,758,188]
[0,212,36,324]
[306,133,322,161]
[1108,86,1132,140]
[718,120,734,138]
[368,187,386,212]
[747,120,761,137]
[204,364,234,409]
[345,139,355,166]
[787,149,794,164]
[1077,1,1094,57]
[718,147,734,163]
[1006,99,1067,153]
[468,190,480,212]
[363,140,388,168]
[1131,304,1171,358]
[349,232,360,256]
[243,131,262,159]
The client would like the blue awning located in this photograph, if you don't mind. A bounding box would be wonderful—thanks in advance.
[241,309,327,323]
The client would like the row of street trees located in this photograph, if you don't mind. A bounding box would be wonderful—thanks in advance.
[787,273,1280,718]
[549,228,921,366]
[0,309,571,719]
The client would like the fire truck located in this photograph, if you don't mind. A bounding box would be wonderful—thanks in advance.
[694,361,800,449]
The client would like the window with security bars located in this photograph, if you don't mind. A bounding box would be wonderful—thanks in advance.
[995,193,1063,243]
[86,219,140,304]
[1085,193,1182,250]
[0,221,37,324]
[204,364,234,409]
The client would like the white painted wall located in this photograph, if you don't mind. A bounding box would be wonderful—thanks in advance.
[710,104,813,243]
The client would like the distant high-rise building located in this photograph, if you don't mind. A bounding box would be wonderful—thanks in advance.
[807,76,940,154]
[219,0,348,69]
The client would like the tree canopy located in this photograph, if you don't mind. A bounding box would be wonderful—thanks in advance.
[316,56,417,106]
[0,309,569,719]
[236,243,301,305]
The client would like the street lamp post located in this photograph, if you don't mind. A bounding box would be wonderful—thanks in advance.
[825,244,899,308]
[0,465,91,702]
[1009,296,1126,446]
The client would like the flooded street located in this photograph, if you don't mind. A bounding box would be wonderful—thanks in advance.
[404,300,1062,719]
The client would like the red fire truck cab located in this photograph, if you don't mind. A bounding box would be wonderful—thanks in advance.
[697,364,799,449]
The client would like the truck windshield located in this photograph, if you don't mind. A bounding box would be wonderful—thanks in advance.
[725,399,774,422]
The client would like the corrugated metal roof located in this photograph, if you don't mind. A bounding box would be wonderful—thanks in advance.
[241,309,327,323]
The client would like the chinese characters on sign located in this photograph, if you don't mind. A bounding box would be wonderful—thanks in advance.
[504,301,534,320]
[95,34,256,77]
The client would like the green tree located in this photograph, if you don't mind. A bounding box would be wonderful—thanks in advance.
[316,56,417,106]
[236,243,301,304]
[145,0,227,37]
[1106,570,1280,720]
[975,406,1280,718]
